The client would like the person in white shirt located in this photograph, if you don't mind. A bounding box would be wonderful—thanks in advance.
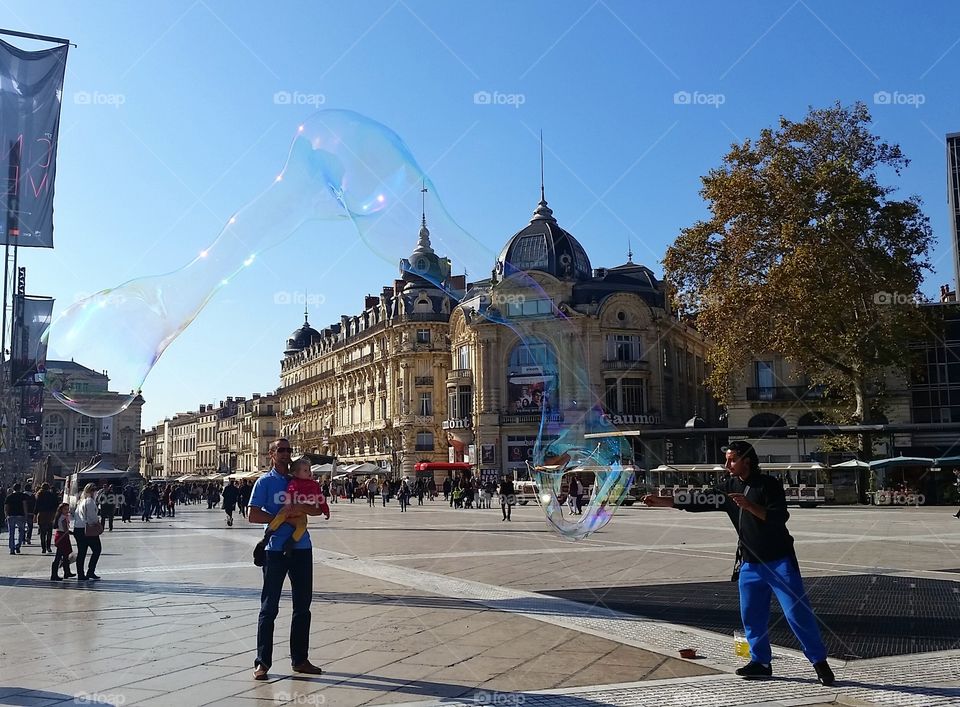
[72,483,103,581]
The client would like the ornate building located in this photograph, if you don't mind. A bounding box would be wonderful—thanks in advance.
[280,213,464,476]
[448,193,718,482]
[39,360,143,482]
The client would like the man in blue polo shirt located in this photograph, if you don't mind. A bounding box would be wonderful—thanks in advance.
[248,438,324,680]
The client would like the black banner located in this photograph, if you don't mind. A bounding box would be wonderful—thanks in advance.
[12,294,53,385]
[0,38,68,247]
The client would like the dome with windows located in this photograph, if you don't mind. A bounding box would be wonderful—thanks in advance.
[496,196,592,281]
[284,312,322,356]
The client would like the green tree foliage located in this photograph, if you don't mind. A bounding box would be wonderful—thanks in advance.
[664,102,933,428]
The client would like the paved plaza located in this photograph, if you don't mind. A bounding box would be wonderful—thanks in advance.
[3,499,960,706]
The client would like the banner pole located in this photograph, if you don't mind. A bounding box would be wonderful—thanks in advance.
[0,28,74,47]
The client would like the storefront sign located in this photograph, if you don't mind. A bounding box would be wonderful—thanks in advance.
[442,417,472,429]
[601,412,661,426]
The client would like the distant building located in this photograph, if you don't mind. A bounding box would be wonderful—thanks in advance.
[38,360,143,484]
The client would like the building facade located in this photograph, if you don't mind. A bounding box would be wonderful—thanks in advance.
[39,360,143,483]
[279,215,463,476]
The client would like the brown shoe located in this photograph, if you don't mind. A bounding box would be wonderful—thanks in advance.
[253,664,269,680]
[292,661,323,675]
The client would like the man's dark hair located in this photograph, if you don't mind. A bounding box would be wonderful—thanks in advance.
[723,440,761,474]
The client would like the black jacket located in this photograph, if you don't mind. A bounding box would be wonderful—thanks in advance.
[675,470,795,564]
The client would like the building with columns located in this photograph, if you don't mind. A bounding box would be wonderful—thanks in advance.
[39,360,143,483]
[447,194,717,482]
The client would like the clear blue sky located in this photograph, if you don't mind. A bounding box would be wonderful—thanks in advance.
[10,0,960,426]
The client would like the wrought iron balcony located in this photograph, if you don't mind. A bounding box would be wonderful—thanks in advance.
[746,386,829,402]
[499,411,564,425]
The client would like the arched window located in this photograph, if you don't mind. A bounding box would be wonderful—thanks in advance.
[43,413,65,451]
[748,413,786,429]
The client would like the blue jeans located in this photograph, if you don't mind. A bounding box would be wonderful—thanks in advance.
[739,556,827,665]
[255,549,313,670]
[7,516,25,551]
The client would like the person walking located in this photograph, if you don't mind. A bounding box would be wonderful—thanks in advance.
[222,479,240,526]
[50,502,75,581]
[4,484,28,554]
[23,484,36,545]
[121,484,135,523]
[99,484,117,532]
[443,476,451,503]
[642,440,835,686]
[248,439,323,680]
[365,477,377,506]
[381,479,390,508]
[499,475,515,521]
[239,480,251,518]
[72,483,103,581]
[398,478,410,512]
[35,483,59,554]
[139,484,154,522]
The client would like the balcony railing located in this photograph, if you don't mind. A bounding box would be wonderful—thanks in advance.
[446,368,472,383]
[414,376,434,386]
[499,411,564,425]
[746,386,829,402]
[414,444,434,451]
[342,352,374,372]
[600,358,650,371]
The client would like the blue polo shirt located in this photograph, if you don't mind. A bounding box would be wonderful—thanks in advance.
[250,468,311,552]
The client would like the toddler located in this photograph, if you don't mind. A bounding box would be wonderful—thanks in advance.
[266,458,329,553]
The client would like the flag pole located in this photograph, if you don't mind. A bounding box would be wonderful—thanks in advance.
[0,28,75,47]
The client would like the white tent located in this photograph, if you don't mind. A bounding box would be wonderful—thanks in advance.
[312,463,336,475]
[352,462,380,474]
[338,464,360,474]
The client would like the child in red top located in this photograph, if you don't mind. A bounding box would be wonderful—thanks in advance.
[266,458,329,553]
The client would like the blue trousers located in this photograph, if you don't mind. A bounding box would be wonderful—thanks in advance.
[255,549,313,670]
[738,556,827,665]
[6,516,25,551]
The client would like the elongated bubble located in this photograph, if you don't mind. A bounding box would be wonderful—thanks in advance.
[40,109,631,540]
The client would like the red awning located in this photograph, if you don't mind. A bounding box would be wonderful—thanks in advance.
[414,462,472,472]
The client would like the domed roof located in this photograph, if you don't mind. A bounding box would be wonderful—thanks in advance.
[496,196,591,281]
[284,311,321,356]
[399,214,451,291]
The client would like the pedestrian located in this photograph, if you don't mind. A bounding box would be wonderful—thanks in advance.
[72,483,103,581]
[569,474,583,515]
[50,502,75,581]
[642,440,835,686]
[239,480,251,517]
[121,484,135,523]
[248,439,323,680]
[366,477,377,506]
[381,479,390,507]
[166,485,177,518]
[443,476,451,503]
[953,470,960,519]
[4,483,28,554]
[222,479,240,526]
[22,484,36,545]
[398,478,410,512]
[483,480,495,509]
[499,475,515,521]
[139,484,153,522]
[428,477,437,501]
[416,478,425,506]
[35,483,59,554]
[98,484,116,532]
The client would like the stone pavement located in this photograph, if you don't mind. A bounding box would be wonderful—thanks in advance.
[1,499,959,706]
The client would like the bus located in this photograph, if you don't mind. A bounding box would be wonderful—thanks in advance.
[648,462,830,508]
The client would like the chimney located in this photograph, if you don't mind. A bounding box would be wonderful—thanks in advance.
[449,274,466,291]
[365,295,379,310]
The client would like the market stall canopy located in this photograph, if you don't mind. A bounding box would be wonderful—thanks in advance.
[831,459,870,468]
[312,463,336,475]
[76,458,141,481]
[352,462,380,474]
[869,456,935,469]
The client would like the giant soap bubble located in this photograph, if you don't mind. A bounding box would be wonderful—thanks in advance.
[40,108,633,539]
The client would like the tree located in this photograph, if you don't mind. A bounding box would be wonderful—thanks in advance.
[663,102,934,455]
